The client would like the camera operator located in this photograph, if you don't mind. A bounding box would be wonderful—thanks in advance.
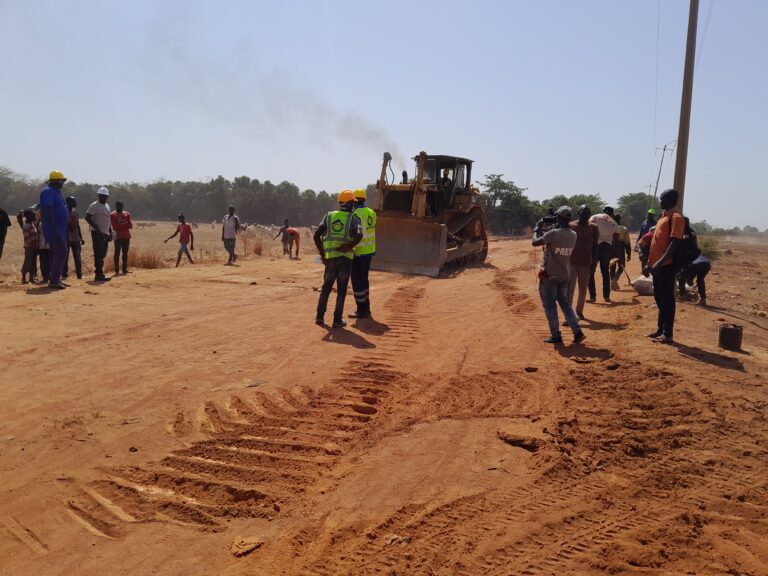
[532,206,586,345]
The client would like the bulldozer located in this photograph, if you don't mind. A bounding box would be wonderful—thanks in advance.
[372,151,488,276]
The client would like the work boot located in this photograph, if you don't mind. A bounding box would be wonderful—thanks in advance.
[544,335,563,344]
[332,319,346,329]
[315,317,324,326]
[573,331,586,345]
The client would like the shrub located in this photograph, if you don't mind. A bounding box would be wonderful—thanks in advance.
[698,236,720,260]
[105,248,166,272]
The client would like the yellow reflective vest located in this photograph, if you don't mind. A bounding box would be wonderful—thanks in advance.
[353,206,376,256]
[322,210,354,260]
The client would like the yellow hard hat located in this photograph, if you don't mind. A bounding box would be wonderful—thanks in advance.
[337,189,356,204]
[49,169,66,181]
[353,188,366,201]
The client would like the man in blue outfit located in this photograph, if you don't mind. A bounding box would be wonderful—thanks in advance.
[39,170,70,289]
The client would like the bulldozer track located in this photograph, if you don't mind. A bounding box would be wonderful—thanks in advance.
[64,285,428,539]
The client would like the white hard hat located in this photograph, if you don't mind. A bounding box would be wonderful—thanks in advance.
[97,186,110,197]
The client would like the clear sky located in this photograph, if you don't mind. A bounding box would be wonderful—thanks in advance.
[1,0,765,228]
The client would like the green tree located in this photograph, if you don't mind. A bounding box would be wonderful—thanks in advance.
[541,194,604,218]
[616,192,661,231]
[477,174,541,235]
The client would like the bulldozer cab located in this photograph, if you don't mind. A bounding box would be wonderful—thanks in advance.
[372,151,488,277]
[377,153,473,220]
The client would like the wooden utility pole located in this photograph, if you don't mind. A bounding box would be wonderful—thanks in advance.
[673,0,699,212]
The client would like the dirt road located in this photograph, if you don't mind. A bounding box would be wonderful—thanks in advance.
[1,238,766,575]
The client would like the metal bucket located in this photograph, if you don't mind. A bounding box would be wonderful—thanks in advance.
[718,323,743,351]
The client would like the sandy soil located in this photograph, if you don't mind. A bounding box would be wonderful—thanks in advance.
[0,233,766,576]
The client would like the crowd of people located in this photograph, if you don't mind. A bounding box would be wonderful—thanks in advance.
[533,188,710,345]
[4,171,714,347]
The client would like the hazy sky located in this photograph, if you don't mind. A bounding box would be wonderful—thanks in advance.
[1,0,765,227]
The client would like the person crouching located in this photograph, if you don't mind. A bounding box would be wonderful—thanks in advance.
[532,206,586,345]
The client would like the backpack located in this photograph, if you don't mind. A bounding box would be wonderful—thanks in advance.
[669,217,701,270]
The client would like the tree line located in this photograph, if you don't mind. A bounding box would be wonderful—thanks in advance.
[2,167,759,235]
[476,175,665,235]
[0,168,338,227]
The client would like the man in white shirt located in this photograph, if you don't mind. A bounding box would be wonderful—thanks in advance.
[85,187,112,282]
[588,206,619,302]
[221,205,240,265]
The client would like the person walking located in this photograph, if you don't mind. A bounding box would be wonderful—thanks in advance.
[39,170,70,289]
[610,214,632,290]
[274,219,293,256]
[349,188,377,319]
[645,188,685,343]
[165,213,194,267]
[588,206,620,302]
[313,190,362,328]
[86,187,113,282]
[63,197,85,279]
[0,207,11,260]
[568,205,598,320]
[532,206,586,345]
[111,201,133,274]
[222,205,240,265]
[20,209,38,284]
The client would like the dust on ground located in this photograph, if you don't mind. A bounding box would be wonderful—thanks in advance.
[0,234,766,576]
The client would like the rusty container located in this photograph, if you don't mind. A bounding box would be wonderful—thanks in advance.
[718,323,743,351]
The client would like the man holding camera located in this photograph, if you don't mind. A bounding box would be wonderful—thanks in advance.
[532,206,586,345]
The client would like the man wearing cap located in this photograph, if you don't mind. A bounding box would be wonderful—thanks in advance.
[645,189,685,343]
[39,170,70,289]
[313,190,363,328]
[350,188,376,319]
[221,205,240,265]
[638,208,657,240]
[588,206,620,303]
[85,187,113,282]
[532,206,586,345]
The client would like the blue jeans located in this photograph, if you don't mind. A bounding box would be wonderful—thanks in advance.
[539,277,581,338]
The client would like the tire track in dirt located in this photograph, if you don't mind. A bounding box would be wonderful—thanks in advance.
[284,273,768,575]
[63,284,428,539]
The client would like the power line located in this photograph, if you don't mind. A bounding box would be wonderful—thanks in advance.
[696,0,716,65]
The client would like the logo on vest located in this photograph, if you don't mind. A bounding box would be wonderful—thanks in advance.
[331,218,344,233]
[367,215,374,228]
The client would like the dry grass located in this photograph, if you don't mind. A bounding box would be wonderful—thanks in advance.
[698,236,720,260]
[105,248,166,272]
[0,220,308,285]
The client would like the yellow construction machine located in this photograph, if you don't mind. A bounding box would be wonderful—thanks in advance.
[372,151,488,276]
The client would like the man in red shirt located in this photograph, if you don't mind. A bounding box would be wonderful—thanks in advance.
[110,201,133,274]
[164,213,194,267]
[645,189,685,343]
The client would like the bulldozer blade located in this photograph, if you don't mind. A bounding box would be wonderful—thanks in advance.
[371,212,447,277]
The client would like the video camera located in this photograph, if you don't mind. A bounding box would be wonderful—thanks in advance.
[535,208,558,233]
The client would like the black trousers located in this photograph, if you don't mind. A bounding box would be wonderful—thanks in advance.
[114,238,130,273]
[65,241,83,278]
[316,257,352,323]
[653,264,677,338]
[351,254,373,315]
[588,242,614,300]
[91,231,109,277]
[679,261,710,300]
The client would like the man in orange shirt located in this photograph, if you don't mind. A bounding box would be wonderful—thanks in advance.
[645,188,685,343]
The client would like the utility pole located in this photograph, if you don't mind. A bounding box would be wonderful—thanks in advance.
[673,0,699,212]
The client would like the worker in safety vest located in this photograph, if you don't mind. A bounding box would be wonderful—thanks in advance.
[349,188,377,319]
[313,190,363,328]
